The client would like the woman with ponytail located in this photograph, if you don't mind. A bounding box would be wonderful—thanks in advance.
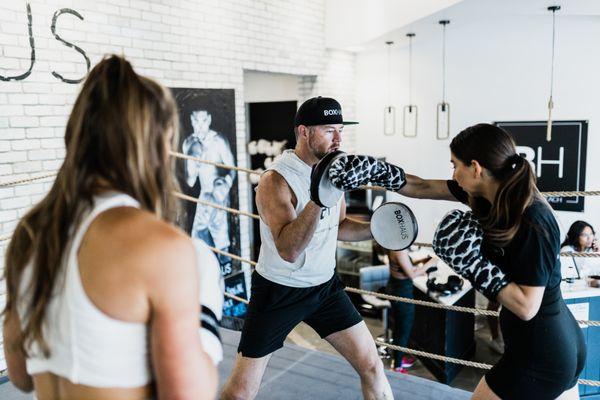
[399,123,586,399]
[2,55,219,399]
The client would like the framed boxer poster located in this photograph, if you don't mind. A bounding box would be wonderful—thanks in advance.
[171,88,244,317]
[495,121,588,212]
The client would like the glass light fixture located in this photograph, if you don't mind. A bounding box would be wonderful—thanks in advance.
[384,40,396,136]
[546,6,560,142]
[436,20,450,140]
[403,33,418,137]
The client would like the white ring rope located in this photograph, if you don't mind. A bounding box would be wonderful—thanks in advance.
[208,246,600,327]
[0,172,57,188]
[172,191,260,219]
[169,151,260,175]
[5,152,600,199]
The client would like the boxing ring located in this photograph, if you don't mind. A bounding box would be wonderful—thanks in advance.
[0,327,471,400]
[1,151,600,398]
[217,329,471,400]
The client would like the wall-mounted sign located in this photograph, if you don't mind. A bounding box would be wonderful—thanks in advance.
[495,121,588,212]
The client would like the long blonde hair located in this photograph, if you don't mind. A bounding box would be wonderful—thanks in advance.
[3,55,180,356]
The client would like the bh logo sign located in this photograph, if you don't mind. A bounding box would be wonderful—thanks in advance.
[495,121,588,212]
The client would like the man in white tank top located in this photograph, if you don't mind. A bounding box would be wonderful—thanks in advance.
[222,97,393,400]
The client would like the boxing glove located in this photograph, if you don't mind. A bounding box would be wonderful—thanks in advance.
[328,154,406,192]
[432,210,509,300]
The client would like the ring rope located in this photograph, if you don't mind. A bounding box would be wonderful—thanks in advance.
[347,286,600,327]
[542,190,600,197]
[345,287,500,317]
[359,241,600,259]
[169,151,260,175]
[2,157,600,200]
[374,340,600,387]
[205,244,258,267]
[206,246,600,327]
[375,340,493,370]
[8,156,599,200]
[1,227,594,257]
[224,292,250,304]
[0,172,57,188]
[172,191,260,219]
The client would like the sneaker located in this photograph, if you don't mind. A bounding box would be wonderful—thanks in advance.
[392,367,409,374]
[401,355,416,368]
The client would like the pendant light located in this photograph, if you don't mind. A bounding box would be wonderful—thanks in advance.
[546,6,560,142]
[384,40,396,136]
[403,33,417,137]
[436,20,450,140]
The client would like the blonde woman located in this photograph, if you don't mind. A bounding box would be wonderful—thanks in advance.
[3,55,222,400]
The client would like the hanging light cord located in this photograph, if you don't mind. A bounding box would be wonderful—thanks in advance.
[408,36,413,105]
[442,23,447,104]
[387,42,392,106]
[549,9,557,101]
[546,6,560,142]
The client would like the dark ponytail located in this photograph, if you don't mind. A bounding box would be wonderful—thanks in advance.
[451,124,538,247]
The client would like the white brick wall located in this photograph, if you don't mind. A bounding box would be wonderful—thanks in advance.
[0,0,357,371]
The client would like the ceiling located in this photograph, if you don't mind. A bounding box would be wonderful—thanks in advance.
[326,0,600,51]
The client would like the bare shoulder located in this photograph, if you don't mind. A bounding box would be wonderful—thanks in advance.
[255,170,296,213]
[257,170,290,193]
[91,207,196,280]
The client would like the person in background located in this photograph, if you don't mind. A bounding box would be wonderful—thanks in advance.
[561,220,600,278]
[561,221,598,253]
[374,244,435,373]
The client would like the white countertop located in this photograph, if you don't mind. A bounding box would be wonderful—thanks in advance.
[561,280,600,300]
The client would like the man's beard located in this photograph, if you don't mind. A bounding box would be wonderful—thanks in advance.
[308,138,329,160]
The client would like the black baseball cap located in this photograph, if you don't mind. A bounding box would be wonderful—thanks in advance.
[294,96,358,127]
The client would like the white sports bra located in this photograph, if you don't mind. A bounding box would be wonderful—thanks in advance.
[18,192,152,387]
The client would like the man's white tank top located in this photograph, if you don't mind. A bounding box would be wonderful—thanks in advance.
[256,150,341,288]
[17,192,152,387]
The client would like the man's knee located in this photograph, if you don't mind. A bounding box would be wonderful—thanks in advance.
[221,353,270,400]
[356,351,384,380]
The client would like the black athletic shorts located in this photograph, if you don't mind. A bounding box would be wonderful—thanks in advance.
[238,271,363,358]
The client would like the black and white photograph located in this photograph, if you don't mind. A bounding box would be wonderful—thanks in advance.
[171,87,240,277]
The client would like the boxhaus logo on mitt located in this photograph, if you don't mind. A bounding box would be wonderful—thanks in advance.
[394,209,409,240]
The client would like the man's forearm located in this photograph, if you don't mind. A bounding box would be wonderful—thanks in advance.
[337,217,372,242]
[275,202,322,262]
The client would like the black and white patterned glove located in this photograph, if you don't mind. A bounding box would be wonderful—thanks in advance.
[328,154,406,191]
[432,210,509,300]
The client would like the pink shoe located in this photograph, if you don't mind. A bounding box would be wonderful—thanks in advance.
[392,367,409,374]
[401,356,416,368]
